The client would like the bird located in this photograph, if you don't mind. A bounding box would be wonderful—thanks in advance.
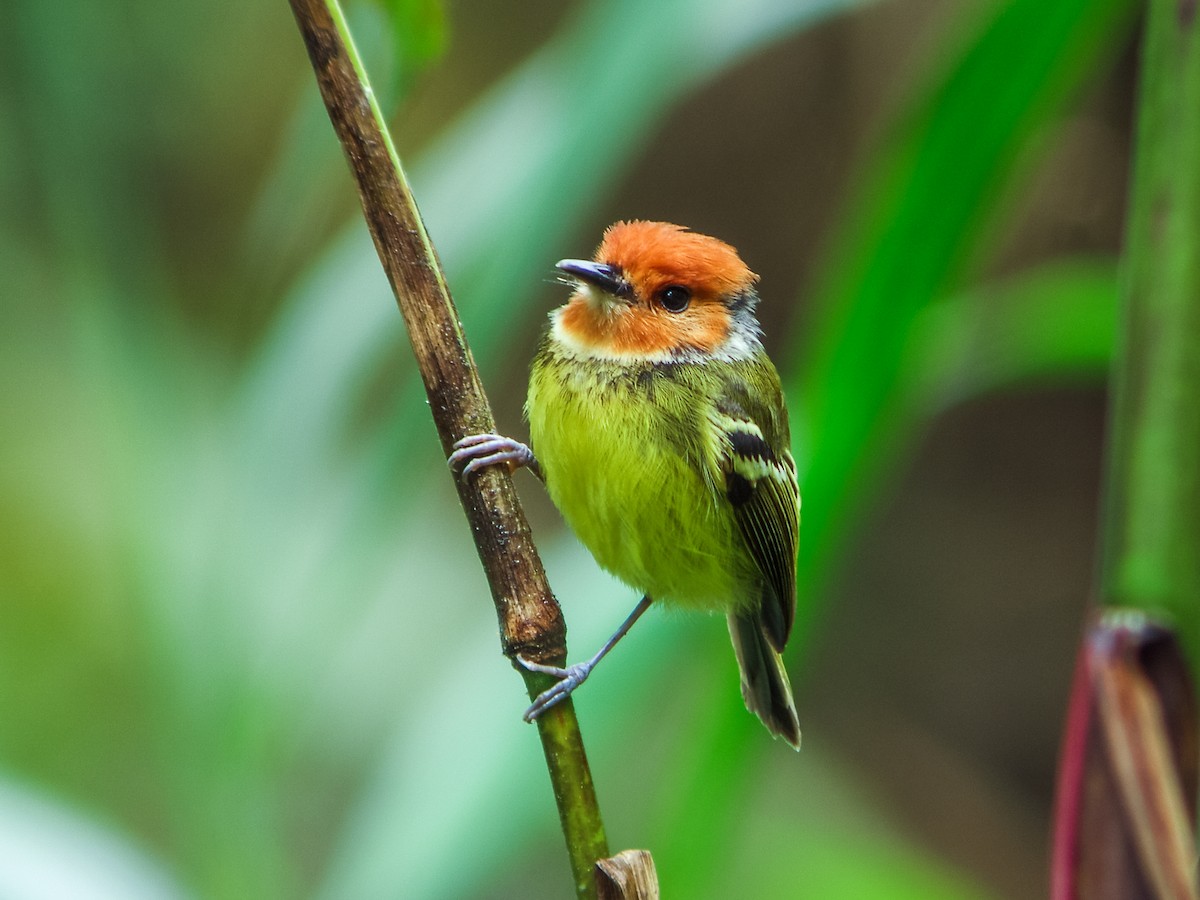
[449,220,801,747]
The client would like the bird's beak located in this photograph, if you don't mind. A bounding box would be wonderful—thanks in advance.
[556,259,633,303]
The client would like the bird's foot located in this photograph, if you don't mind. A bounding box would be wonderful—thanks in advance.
[448,433,541,480]
[517,655,595,721]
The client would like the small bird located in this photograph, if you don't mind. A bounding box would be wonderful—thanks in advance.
[450,220,801,747]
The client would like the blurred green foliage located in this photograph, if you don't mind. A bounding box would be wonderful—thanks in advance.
[0,0,1136,897]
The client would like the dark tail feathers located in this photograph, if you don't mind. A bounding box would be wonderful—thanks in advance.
[727,610,801,749]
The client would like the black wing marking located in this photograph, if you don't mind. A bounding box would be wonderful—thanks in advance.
[712,409,800,651]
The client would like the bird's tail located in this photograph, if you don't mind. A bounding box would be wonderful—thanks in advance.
[727,610,801,749]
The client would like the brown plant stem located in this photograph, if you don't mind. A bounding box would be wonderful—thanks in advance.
[285,0,609,894]
[1050,614,1198,898]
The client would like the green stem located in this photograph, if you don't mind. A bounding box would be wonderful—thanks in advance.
[286,1,609,895]
[1102,0,1200,661]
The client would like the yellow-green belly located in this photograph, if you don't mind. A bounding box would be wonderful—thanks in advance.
[528,354,755,610]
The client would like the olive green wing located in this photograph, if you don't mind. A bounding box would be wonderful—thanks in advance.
[708,372,800,652]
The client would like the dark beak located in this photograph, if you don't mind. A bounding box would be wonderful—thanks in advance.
[556,259,632,300]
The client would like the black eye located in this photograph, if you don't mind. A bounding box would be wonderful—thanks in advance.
[657,285,691,313]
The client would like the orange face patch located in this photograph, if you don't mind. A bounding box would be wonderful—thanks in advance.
[556,221,758,358]
[558,294,732,356]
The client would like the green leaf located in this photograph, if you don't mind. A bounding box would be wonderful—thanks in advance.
[790,0,1136,623]
[910,259,1117,410]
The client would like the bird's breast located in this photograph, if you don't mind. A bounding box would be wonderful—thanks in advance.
[526,345,755,609]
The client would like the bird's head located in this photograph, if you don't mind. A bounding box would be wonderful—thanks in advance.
[552,220,761,362]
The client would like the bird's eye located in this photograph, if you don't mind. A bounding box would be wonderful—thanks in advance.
[657,285,691,313]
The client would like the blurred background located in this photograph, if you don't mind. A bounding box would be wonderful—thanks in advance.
[0,0,1140,896]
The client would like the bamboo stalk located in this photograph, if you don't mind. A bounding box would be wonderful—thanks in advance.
[1102,0,1200,654]
[285,1,609,894]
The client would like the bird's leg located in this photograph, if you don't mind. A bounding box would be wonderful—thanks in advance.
[448,433,543,481]
[518,594,653,721]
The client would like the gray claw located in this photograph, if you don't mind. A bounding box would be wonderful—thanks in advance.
[448,433,539,480]
[518,656,594,721]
